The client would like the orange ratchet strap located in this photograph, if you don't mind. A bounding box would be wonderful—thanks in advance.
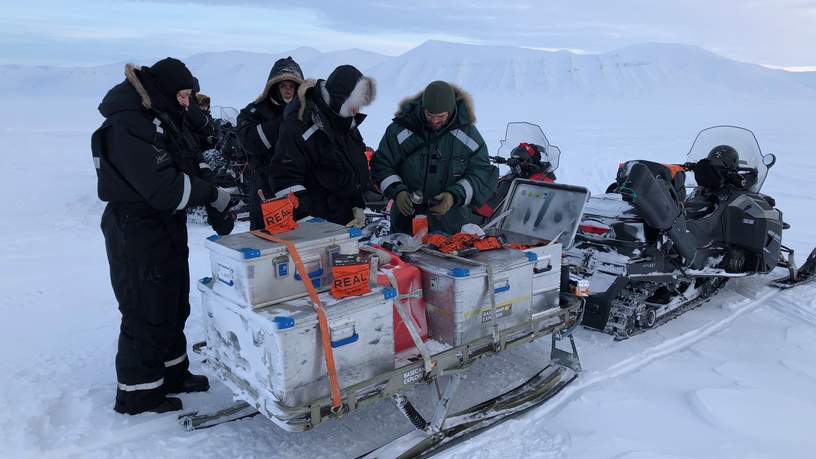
[251,230,343,413]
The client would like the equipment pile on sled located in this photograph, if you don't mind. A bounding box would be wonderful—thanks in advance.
[181,180,590,457]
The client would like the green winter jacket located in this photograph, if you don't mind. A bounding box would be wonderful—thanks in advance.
[372,85,497,234]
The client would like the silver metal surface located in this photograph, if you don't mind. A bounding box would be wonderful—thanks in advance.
[205,222,360,307]
[408,249,534,346]
[199,280,394,408]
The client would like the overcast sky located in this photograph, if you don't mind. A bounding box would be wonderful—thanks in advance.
[2,0,815,69]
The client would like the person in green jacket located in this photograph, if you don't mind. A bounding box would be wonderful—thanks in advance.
[372,81,497,235]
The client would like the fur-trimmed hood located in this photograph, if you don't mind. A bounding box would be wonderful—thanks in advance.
[255,56,305,104]
[98,64,154,118]
[125,63,153,109]
[254,72,305,105]
[395,83,476,124]
[295,79,320,121]
[294,77,376,122]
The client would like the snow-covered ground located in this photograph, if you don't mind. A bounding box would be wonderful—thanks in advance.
[2,42,816,458]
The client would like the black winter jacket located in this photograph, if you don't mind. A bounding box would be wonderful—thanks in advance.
[237,99,285,175]
[270,79,370,225]
[92,64,232,234]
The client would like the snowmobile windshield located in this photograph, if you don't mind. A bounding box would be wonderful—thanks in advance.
[498,122,561,173]
[215,106,239,126]
[687,126,770,193]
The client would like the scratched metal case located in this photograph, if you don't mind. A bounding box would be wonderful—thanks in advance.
[205,220,361,308]
[407,249,534,346]
[408,180,590,346]
[199,279,395,410]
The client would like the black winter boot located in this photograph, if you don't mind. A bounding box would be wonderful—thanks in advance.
[150,397,184,413]
[114,395,183,415]
[166,371,210,394]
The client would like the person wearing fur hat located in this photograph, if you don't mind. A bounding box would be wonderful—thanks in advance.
[91,57,234,415]
[372,80,497,234]
[237,56,304,230]
[270,64,376,227]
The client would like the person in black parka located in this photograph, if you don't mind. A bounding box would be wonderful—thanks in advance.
[270,65,376,227]
[92,58,233,415]
[237,57,304,229]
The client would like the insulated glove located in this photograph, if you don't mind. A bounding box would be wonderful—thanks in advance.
[395,191,415,216]
[210,187,232,213]
[430,192,454,216]
[346,207,366,228]
[207,204,235,236]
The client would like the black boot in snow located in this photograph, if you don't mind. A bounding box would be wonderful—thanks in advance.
[149,397,183,413]
[114,396,183,415]
[167,372,210,394]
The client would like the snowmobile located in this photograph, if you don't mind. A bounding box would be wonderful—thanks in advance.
[188,106,253,222]
[472,122,561,225]
[567,125,816,339]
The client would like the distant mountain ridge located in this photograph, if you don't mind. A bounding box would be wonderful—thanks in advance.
[1,40,813,108]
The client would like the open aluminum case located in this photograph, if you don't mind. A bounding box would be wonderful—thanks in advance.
[191,179,590,435]
[494,179,591,319]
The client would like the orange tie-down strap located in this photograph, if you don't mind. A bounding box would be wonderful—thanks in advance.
[251,230,343,413]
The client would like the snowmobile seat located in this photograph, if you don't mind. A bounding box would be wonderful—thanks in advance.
[614,160,687,202]
[684,192,718,220]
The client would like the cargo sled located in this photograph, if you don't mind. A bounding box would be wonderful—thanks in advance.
[182,180,590,457]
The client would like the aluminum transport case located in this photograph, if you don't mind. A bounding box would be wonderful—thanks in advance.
[205,220,361,307]
[408,180,589,346]
[407,249,534,346]
[199,279,396,408]
[498,179,589,322]
[527,244,562,316]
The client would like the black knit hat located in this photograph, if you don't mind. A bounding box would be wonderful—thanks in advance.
[268,56,304,82]
[325,65,363,113]
[147,57,195,103]
[422,81,456,114]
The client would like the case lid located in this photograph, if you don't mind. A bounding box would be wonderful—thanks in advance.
[407,248,530,278]
[205,220,356,260]
[495,179,590,249]
[254,287,393,332]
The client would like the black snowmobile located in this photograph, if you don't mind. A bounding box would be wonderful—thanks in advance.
[188,106,253,222]
[567,125,816,339]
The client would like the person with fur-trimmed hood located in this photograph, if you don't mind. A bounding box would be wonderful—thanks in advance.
[372,81,497,234]
[270,64,375,227]
[92,58,234,416]
[237,56,304,230]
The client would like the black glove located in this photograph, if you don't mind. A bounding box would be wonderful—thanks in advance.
[207,204,235,236]
[292,191,312,220]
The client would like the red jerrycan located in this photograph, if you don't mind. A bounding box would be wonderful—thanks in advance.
[375,249,429,353]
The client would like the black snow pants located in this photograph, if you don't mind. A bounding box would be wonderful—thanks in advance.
[101,203,191,413]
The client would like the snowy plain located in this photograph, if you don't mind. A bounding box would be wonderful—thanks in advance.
[1,41,816,458]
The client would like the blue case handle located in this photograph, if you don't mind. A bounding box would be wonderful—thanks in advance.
[218,277,234,286]
[294,267,324,281]
[330,333,359,348]
[494,283,511,294]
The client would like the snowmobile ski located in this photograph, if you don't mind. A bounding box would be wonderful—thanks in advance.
[359,363,577,459]
[359,332,581,459]
[771,248,816,289]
